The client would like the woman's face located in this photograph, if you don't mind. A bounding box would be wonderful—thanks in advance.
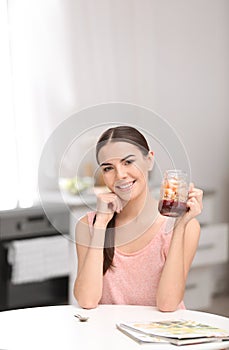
[97,141,153,201]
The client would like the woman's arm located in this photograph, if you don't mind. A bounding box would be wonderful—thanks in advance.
[73,216,107,309]
[74,192,123,309]
[156,185,203,312]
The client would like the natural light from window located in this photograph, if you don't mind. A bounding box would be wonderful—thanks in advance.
[0,1,37,210]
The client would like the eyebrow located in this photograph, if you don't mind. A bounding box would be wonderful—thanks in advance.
[100,154,135,167]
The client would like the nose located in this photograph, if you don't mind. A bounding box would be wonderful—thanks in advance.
[115,165,127,179]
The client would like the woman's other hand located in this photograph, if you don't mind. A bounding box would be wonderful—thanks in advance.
[95,192,123,227]
[180,183,203,224]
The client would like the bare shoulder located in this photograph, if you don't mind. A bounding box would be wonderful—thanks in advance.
[79,214,89,224]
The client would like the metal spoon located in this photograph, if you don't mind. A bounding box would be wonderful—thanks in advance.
[74,314,89,322]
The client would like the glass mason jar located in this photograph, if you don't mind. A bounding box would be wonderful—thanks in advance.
[158,170,189,217]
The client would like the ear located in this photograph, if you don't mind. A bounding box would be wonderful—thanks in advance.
[147,151,154,171]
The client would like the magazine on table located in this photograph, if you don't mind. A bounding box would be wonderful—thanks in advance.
[116,319,229,346]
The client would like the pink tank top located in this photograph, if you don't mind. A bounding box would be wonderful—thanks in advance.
[87,212,185,309]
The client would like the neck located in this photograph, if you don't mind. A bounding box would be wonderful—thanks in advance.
[118,188,158,223]
[115,189,161,246]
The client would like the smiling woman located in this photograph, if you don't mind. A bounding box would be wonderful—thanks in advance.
[96,126,153,205]
[74,125,203,311]
[98,143,151,204]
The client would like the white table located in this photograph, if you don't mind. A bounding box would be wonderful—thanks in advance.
[0,305,229,350]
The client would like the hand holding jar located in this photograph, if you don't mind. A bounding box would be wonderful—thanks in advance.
[158,170,203,221]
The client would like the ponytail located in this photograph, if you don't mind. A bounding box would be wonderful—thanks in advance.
[93,213,116,275]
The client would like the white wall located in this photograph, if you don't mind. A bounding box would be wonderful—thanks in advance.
[9,0,229,222]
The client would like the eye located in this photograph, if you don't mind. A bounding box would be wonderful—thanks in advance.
[124,159,134,165]
[102,166,113,173]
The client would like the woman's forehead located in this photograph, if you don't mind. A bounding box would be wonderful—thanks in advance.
[97,141,142,163]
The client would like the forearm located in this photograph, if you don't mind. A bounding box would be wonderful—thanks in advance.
[74,225,106,309]
[156,220,187,311]
[74,247,104,308]
[157,185,203,311]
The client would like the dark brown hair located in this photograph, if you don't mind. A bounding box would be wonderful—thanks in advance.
[95,126,150,274]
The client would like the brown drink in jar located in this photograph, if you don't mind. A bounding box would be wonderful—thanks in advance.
[158,170,189,217]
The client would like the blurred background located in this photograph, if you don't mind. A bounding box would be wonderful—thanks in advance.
[0,0,228,315]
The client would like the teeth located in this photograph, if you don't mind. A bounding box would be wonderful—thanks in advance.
[118,182,133,189]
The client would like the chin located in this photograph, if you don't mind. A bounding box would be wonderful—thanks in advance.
[118,189,140,202]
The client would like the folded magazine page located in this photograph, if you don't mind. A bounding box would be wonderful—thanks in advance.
[116,320,229,346]
[116,323,169,344]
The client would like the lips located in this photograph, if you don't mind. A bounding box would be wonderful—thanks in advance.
[115,180,136,191]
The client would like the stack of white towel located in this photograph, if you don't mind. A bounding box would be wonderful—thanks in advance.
[7,235,70,284]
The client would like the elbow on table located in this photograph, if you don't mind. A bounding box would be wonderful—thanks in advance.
[78,300,98,309]
[157,303,178,312]
[156,298,181,312]
[156,290,185,312]
[74,291,99,309]
[73,283,100,309]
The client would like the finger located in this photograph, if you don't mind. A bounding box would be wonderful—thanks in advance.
[97,194,116,214]
[114,197,120,213]
[186,198,197,212]
[107,200,116,213]
[188,189,203,198]
[189,182,195,192]
[188,189,203,208]
[97,192,124,214]
[186,197,202,214]
[113,195,123,213]
[115,196,123,213]
[100,200,113,214]
[109,197,118,213]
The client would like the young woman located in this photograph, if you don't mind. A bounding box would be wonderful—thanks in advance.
[74,126,203,311]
